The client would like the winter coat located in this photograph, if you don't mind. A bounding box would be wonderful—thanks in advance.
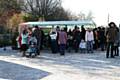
[73,30,81,41]
[58,31,67,44]
[107,27,117,42]
[85,31,94,42]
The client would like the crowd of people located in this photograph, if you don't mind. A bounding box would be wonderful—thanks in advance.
[16,26,43,57]
[49,25,104,55]
[16,22,120,58]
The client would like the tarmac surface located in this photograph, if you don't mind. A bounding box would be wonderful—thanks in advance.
[0,47,120,80]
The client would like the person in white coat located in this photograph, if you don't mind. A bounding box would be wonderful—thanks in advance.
[85,28,94,53]
[49,29,58,53]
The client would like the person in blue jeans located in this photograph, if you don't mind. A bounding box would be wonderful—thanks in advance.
[87,41,94,53]
[85,28,94,53]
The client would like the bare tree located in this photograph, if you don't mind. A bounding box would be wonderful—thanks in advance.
[86,11,94,20]
[78,12,86,20]
[77,11,94,20]
[48,7,70,21]
[22,0,62,20]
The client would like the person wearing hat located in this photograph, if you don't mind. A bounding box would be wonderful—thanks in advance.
[106,22,117,58]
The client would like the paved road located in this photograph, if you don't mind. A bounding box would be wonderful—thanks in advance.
[0,47,120,80]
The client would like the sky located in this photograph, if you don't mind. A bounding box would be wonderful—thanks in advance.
[62,0,120,26]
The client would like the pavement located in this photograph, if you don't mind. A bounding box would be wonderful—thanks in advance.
[0,47,120,80]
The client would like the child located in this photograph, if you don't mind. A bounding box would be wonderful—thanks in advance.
[26,34,37,58]
[79,39,86,53]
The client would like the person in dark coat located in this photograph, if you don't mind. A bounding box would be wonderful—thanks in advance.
[73,26,81,53]
[93,28,99,50]
[114,27,119,56]
[99,27,106,51]
[56,26,60,52]
[40,29,44,50]
[33,26,42,55]
[81,25,86,40]
[64,25,68,33]
[49,29,58,53]
[106,22,117,58]
[67,29,73,52]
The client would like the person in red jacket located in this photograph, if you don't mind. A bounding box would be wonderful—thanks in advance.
[58,28,67,55]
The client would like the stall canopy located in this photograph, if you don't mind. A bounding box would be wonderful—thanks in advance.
[19,20,96,33]
[20,20,96,27]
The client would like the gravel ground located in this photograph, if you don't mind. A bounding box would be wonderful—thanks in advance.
[0,47,120,80]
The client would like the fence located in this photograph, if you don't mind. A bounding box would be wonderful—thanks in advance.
[0,34,12,47]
